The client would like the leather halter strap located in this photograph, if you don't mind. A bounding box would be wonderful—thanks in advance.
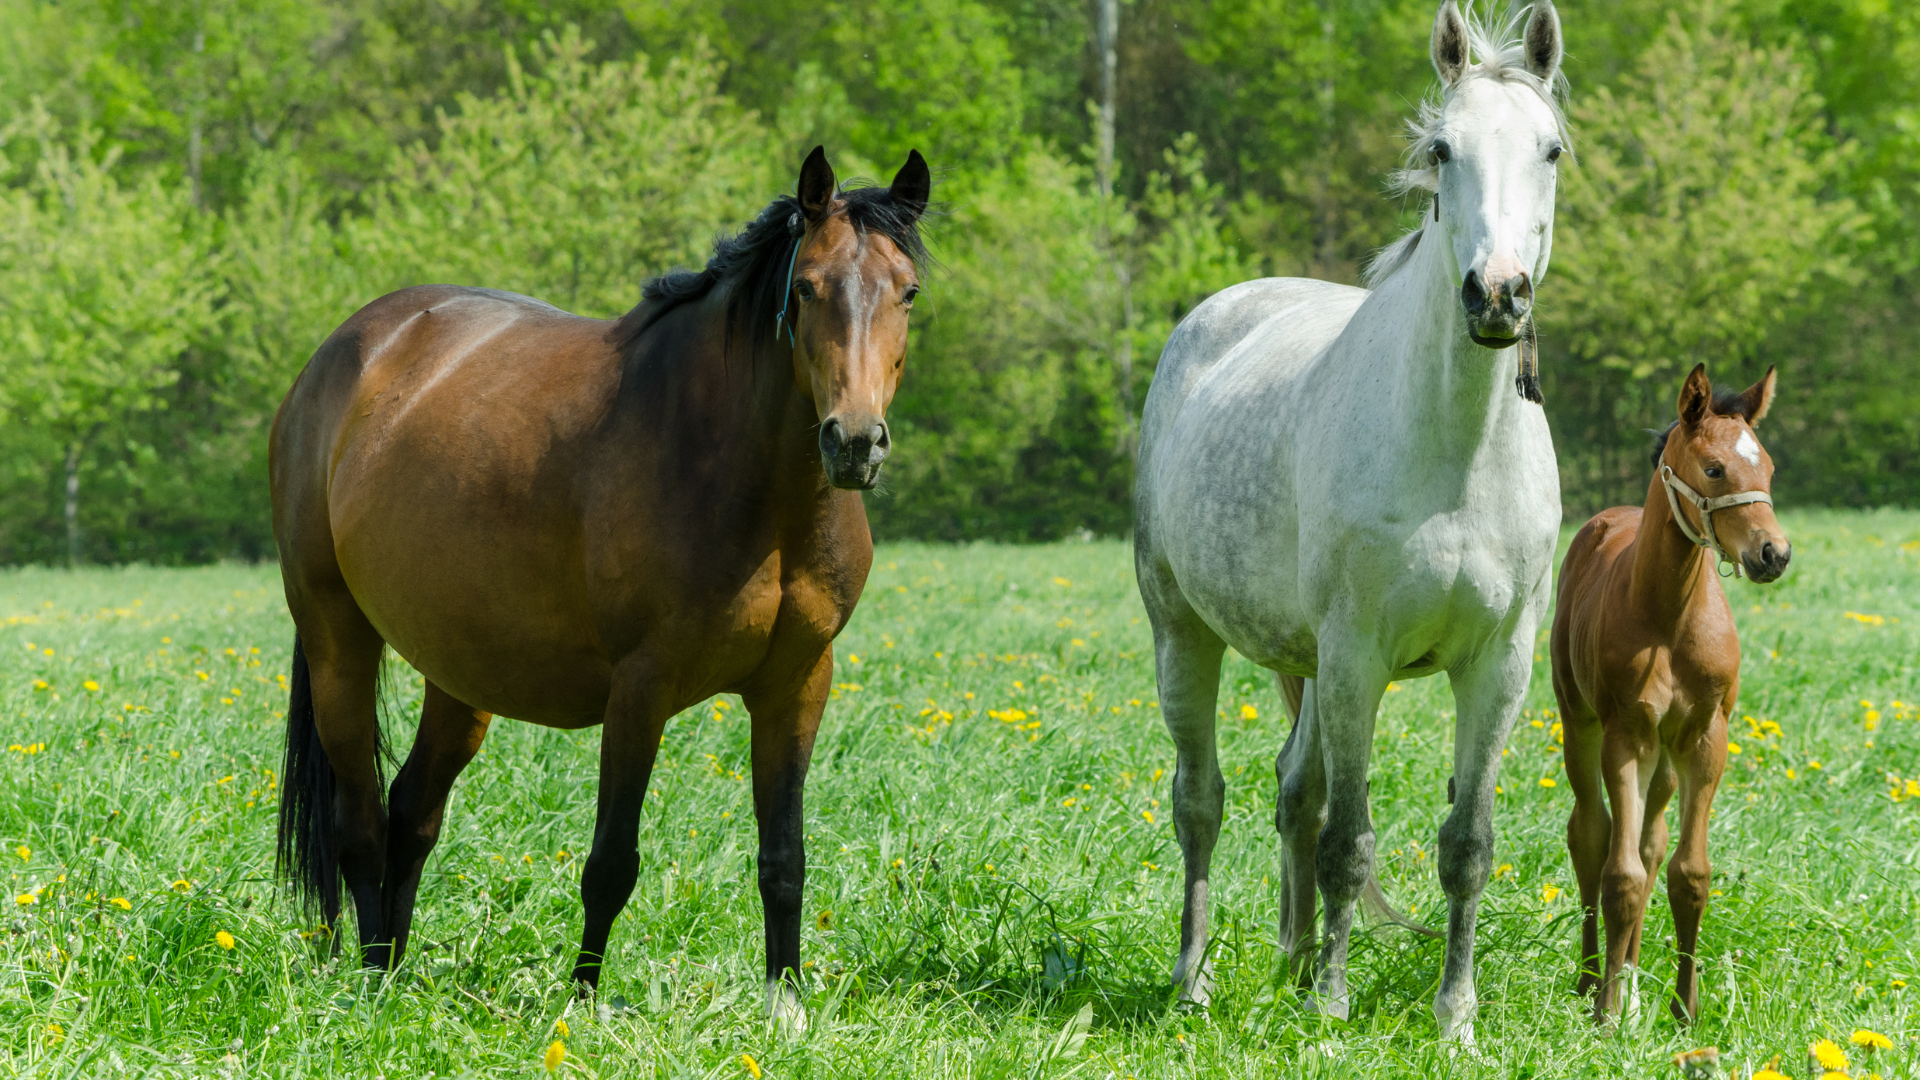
[1659,464,1771,579]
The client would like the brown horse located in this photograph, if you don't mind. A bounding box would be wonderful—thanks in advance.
[1550,364,1789,1023]
[269,146,930,1028]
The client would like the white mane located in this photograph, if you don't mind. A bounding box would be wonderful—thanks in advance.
[1363,2,1571,289]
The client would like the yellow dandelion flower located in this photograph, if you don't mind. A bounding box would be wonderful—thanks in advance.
[1539,777,1557,788]
[1241,704,1258,720]
[544,1040,565,1073]
[817,909,833,930]
[1728,742,1742,755]
[1890,979,1907,990]
[44,1023,63,1044]
[741,1054,763,1078]
[1494,863,1514,878]
[15,892,35,905]
[15,845,28,861]
[1052,577,1071,587]
[215,931,236,950]
[31,679,47,691]
[1540,883,1561,903]
[1751,1072,1788,1080]
[1142,809,1155,824]
[109,897,130,910]
[1851,1030,1891,1050]
[1811,1039,1849,1071]
[83,680,99,692]
[171,879,191,892]
[1820,1074,1849,1080]
[554,1019,570,1038]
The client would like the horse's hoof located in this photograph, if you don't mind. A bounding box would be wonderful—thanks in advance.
[1172,958,1213,1009]
[766,980,807,1037]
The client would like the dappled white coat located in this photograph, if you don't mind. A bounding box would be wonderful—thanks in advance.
[1131,1,1567,1046]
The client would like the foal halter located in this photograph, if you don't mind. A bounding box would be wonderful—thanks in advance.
[1659,465,1771,579]
[773,213,805,348]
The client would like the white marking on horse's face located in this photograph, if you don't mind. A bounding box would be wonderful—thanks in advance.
[1735,429,1760,466]
[1436,77,1563,301]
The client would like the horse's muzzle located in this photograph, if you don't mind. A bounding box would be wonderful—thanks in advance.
[1741,540,1791,584]
[820,417,891,490]
[1462,269,1532,347]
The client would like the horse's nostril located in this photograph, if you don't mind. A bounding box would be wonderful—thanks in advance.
[874,422,891,453]
[1505,273,1532,312]
[1460,271,1488,316]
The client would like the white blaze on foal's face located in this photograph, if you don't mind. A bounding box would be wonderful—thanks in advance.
[1735,430,1761,466]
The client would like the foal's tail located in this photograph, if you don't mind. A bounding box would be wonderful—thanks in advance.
[277,634,338,918]
[1279,673,1443,941]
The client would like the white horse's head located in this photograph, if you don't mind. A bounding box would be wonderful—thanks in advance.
[1393,1,1566,348]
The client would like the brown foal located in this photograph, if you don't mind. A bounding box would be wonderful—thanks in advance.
[1550,364,1790,1023]
[269,146,929,1027]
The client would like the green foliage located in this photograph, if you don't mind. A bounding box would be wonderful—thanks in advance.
[3,515,1918,1070]
[1546,4,1866,504]
[0,0,1914,558]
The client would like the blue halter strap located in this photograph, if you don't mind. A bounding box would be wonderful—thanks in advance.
[774,221,803,347]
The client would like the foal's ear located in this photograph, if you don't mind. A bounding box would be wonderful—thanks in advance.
[1677,363,1712,428]
[1733,365,1777,426]
[1431,1,1470,86]
[1524,0,1563,84]
[889,149,931,221]
[797,145,837,224]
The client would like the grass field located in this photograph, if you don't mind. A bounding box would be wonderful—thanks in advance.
[2,510,1917,1078]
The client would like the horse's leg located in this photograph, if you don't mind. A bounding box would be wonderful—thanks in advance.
[377,680,492,968]
[1151,620,1227,1006]
[745,650,831,1034]
[1431,638,1532,1044]
[1626,747,1676,1023]
[572,665,671,993]
[1595,705,1659,1022]
[295,593,391,967]
[1307,645,1388,1022]
[1275,674,1326,989]
[1562,704,1610,1000]
[1665,712,1724,1023]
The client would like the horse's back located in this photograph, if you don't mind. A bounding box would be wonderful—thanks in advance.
[1138,278,1361,468]
[271,285,626,724]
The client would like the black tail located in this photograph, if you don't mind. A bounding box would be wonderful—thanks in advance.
[277,635,338,919]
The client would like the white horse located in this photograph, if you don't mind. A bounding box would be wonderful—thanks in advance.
[1133,0,1567,1043]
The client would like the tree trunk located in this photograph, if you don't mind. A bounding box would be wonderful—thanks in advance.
[64,441,83,568]
[1095,0,1138,463]
[188,29,205,207]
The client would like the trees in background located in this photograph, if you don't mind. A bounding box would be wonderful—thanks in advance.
[0,0,1910,561]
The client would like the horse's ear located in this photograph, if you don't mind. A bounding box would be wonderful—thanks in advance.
[1734,365,1777,426]
[889,149,931,221]
[1431,1,1469,86]
[1677,364,1712,428]
[797,145,836,224]
[1523,0,1562,83]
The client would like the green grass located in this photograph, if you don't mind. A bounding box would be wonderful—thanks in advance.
[2,510,1917,1078]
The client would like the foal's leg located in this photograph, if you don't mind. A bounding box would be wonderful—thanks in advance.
[1307,645,1389,1021]
[1152,621,1228,1006]
[298,596,390,966]
[744,650,831,1034]
[1595,705,1659,1021]
[1561,705,1610,999]
[377,681,492,968]
[1432,639,1533,1043]
[1665,712,1726,1022]
[1275,674,1326,989]
[572,664,671,993]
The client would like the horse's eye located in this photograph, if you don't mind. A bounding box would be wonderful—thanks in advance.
[1704,465,1724,480]
[1547,143,1563,163]
[795,280,816,302]
[1432,139,1452,164]
[903,286,919,306]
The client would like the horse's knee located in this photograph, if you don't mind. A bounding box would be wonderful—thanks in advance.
[1437,813,1494,899]
[580,845,640,906]
[1315,824,1373,903]
[1277,767,1322,837]
[1666,859,1710,907]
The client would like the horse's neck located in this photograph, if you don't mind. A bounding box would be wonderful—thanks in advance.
[1358,227,1537,468]
[653,291,830,508]
[1627,472,1718,624]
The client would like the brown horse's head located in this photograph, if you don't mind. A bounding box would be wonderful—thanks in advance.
[1657,364,1790,582]
[785,147,930,490]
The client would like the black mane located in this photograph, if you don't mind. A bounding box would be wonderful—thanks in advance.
[1647,389,1753,467]
[610,185,930,352]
